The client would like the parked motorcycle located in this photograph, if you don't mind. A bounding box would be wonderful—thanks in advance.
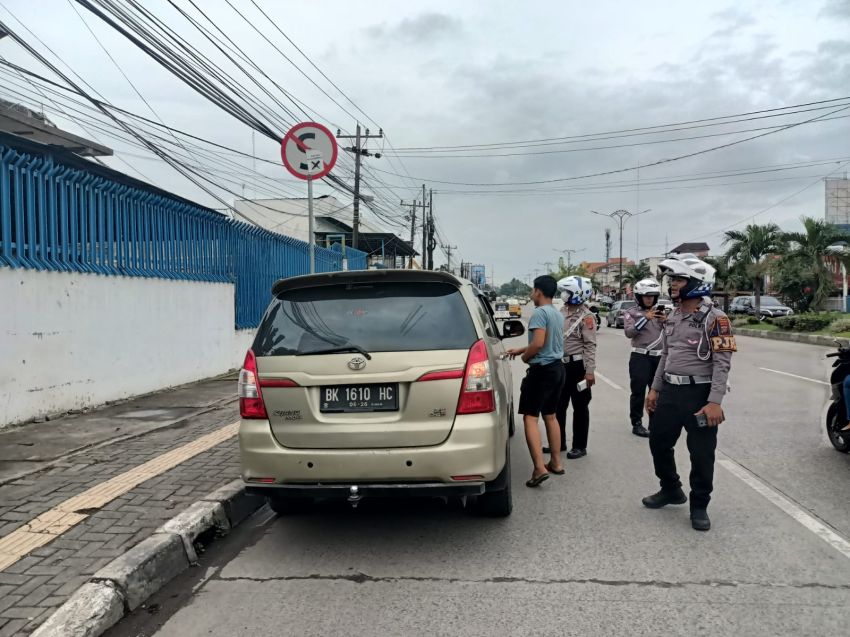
[825,342,850,453]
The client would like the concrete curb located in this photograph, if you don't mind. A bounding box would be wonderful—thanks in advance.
[737,327,849,348]
[31,480,265,637]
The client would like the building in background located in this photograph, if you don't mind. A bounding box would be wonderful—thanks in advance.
[669,242,710,258]
[581,257,635,296]
[826,177,850,230]
[233,196,416,269]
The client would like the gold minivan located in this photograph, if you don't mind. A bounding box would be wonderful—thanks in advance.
[239,270,525,516]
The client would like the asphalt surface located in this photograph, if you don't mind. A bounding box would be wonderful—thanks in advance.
[110,315,850,637]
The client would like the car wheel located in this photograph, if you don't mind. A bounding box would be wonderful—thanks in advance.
[267,494,312,515]
[473,446,512,517]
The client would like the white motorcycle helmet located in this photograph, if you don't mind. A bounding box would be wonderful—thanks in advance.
[558,275,593,306]
[633,278,661,308]
[657,253,716,299]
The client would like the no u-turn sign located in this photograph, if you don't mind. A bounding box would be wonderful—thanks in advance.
[280,122,338,180]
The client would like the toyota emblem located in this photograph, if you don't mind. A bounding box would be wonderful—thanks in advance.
[348,356,367,371]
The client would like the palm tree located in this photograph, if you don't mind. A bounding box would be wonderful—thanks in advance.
[781,217,850,311]
[723,223,783,316]
[616,262,653,287]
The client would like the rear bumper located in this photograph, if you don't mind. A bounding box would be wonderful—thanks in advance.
[239,412,507,485]
[246,481,485,500]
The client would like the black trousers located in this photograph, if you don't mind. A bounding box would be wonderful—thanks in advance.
[556,360,592,450]
[649,382,718,509]
[629,353,660,426]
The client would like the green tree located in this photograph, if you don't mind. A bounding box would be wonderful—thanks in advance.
[722,223,783,315]
[703,256,752,293]
[615,262,653,287]
[551,257,589,280]
[780,217,850,311]
[499,278,531,298]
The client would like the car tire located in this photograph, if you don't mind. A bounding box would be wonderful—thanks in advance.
[267,494,312,515]
[473,446,512,517]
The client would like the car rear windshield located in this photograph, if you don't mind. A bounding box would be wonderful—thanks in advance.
[253,281,478,356]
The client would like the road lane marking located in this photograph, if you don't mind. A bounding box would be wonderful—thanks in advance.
[0,421,239,572]
[595,372,624,391]
[719,458,850,561]
[758,367,829,385]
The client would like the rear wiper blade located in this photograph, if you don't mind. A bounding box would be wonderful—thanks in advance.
[296,345,372,360]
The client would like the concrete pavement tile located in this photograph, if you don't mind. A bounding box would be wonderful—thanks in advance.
[0,619,27,637]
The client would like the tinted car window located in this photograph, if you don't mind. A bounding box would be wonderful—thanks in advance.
[254,282,478,355]
[762,297,782,305]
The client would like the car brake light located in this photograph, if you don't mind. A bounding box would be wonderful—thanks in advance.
[238,349,268,420]
[457,339,495,415]
[417,369,464,382]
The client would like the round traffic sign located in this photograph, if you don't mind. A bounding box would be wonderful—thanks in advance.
[280,122,338,180]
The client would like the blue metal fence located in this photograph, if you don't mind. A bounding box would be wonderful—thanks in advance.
[0,137,367,329]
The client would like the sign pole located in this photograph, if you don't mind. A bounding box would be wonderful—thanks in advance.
[307,175,315,274]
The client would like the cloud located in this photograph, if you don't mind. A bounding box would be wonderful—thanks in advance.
[364,12,462,45]
[710,7,757,38]
[820,0,850,20]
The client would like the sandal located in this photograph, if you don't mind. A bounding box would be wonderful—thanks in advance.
[546,462,565,475]
[525,472,550,488]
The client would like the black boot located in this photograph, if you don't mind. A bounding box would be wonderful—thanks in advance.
[632,424,650,438]
[690,508,711,531]
[641,488,687,509]
[566,448,587,459]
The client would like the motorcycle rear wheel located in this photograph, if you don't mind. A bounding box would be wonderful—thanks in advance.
[826,403,850,453]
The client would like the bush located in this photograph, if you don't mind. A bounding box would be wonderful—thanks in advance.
[828,318,850,334]
[762,317,773,325]
[775,313,832,332]
[731,317,750,328]
[746,316,761,325]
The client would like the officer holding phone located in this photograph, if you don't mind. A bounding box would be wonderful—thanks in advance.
[643,254,735,532]
[624,278,665,438]
[544,276,597,460]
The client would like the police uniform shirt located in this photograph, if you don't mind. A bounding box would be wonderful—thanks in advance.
[650,301,736,404]
[561,304,597,372]
[624,306,664,351]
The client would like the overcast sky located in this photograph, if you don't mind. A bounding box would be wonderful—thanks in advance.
[2,0,849,283]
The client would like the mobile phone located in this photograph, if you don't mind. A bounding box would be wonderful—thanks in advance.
[695,413,709,428]
[577,379,588,392]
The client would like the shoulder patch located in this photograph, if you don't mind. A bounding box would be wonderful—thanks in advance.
[584,315,596,330]
[710,315,733,337]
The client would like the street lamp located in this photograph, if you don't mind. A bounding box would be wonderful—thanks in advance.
[590,208,651,299]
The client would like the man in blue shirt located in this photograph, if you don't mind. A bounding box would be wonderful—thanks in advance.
[507,275,566,487]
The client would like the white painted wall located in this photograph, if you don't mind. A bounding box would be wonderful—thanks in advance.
[1,268,257,427]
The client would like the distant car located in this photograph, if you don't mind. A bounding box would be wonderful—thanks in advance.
[730,295,793,318]
[506,298,522,318]
[606,300,637,328]
[597,295,615,310]
[493,302,511,321]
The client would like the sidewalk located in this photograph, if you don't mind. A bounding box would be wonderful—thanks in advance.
[0,376,243,636]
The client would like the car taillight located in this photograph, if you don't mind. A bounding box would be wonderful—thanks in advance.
[238,349,268,420]
[457,339,495,415]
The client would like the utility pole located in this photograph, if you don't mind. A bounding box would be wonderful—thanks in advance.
[553,248,584,272]
[427,189,436,270]
[400,198,420,268]
[420,184,428,269]
[336,124,383,251]
[539,261,554,275]
[590,209,650,299]
[442,244,457,274]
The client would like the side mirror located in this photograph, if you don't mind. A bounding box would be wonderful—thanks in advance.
[502,320,525,339]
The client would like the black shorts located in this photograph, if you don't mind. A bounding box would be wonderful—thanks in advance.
[518,361,566,417]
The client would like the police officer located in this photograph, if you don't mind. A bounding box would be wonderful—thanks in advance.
[624,278,664,438]
[643,254,735,532]
[543,276,597,459]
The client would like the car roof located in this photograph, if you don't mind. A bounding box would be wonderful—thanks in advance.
[271,269,468,296]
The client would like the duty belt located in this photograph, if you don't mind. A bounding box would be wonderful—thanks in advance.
[562,354,583,363]
[631,347,662,357]
[664,373,712,385]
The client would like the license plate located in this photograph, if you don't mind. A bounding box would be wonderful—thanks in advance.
[494,311,510,320]
[320,384,399,413]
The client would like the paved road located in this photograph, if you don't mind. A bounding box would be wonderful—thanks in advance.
[111,322,850,637]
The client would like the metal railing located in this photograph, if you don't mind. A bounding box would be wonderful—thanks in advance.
[0,139,367,329]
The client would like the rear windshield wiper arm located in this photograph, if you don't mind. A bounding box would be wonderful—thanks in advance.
[296,345,372,360]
